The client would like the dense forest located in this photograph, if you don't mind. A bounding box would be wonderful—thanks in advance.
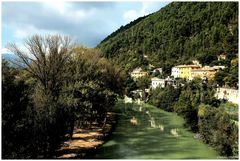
[97,2,238,74]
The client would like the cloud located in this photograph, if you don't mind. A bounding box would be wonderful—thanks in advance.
[123,1,169,23]
[2,2,170,47]
[123,10,142,22]
[1,48,12,54]
[123,2,148,23]
[14,25,64,39]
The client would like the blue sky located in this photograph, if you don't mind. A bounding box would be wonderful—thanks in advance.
[2,1,170,53]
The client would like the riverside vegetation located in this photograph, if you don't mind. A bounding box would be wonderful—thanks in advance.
[148,78,238,158]
[2,35,125,158]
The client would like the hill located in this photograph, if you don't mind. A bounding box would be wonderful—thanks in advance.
[97,2,238,73]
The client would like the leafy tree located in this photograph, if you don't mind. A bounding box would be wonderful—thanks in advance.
[2,60,32,158]
[149,85,181,112]
[60,47,125,138]
[136,76,151,101]
[124,74,137,97]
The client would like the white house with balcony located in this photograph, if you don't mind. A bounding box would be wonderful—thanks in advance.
[151,77,165,89]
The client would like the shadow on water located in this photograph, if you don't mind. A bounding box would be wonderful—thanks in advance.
[90,101,219,159]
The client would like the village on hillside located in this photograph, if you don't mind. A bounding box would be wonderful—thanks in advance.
[129,57,238,104]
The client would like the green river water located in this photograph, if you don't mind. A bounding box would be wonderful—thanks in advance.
[92,101,219,159]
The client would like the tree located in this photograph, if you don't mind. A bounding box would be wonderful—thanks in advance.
[148,85,181,112]
[60,47,125,138]
[6,35,74,157]
[2,60,30,158]
[124,74,137,97]
[7,35,73,102]
[136,76,151,101]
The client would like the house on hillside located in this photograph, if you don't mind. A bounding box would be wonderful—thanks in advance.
[215,88,239,104]
[191,66,217,80]
[151,77,165,89]
[165,76,175,86]
[171,65,201,80]
[151,76,175,89]
[171,67,180,78]
[212,65,225,70]
[217,54,227,61]
[130,67,148,80]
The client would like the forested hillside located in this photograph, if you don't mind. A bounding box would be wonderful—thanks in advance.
[97,2,238,72]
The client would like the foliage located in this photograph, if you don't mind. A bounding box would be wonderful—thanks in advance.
[3,36,124,158]
[198,104,238,157]
[149,85,181,112]
[2,60,30,158]
[124,74,137,97]
[214,57,238,88]
[135,76,151,101]
[60,47,125,133]
[148,78,238,157]
[98,2,238,79]
[135,76,151,89]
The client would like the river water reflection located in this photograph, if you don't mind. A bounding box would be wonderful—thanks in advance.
[92,101,219,159]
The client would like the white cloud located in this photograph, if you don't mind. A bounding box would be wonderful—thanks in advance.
[123,2,169,24]
[123,2,151,23]
[43,1,68,15]
[123,10,141,23]
[14,25,63,39]
[1,48,12,54]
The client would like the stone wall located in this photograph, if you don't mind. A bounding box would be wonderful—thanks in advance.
[215,88,239,104]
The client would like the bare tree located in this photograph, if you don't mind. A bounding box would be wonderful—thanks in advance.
[7,35,73,97]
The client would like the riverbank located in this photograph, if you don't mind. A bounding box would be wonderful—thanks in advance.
[54,112,117,159]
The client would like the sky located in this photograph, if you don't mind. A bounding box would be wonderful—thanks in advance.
[2,1,170,53]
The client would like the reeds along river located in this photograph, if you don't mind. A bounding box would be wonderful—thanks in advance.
[91,101,219,159]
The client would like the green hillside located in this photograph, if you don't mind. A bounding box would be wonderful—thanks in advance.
[97,2,238,72]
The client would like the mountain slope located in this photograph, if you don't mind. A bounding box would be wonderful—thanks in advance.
[97,2,238,72]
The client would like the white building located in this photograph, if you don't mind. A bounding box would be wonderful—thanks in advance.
[165,76,175,86]
[171,67,180,78]
[151,77,165,89]
[212,65,225,70]
[215,88,239,104]
[130,67,148,80]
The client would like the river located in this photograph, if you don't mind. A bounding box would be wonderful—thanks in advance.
[91,101,219,159]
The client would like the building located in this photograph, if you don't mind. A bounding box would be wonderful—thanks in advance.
[215,88,239,104]
[171,65,201,79]
[171,67,180,78]
[130,67,148,80]
[151,77,176,89]
[217,54,227,61]
[151,77,165,89]
[212,65,225,70]
[165,76,175,86]
[191,66,217,80]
